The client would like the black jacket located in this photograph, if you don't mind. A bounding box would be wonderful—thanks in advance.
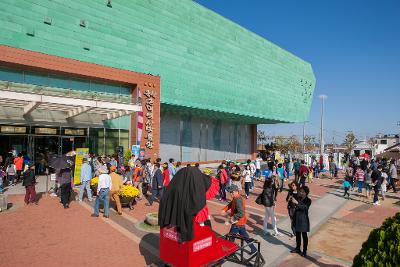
[22,170,36,187]
[158,167,211,242]
[261,184,278,207]
[152,168,163,190]
[286,190,298,217]
[371,170,382,185]
[294,196,311,233]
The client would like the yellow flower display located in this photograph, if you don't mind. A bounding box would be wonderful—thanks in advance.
[119,185,140,198]
[202,168,213,175]
[90,176,99,186]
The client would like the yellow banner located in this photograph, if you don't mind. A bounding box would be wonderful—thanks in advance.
[74,148,89,185]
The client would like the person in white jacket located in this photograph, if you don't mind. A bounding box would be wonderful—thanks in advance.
[243,164,252,199]
[6,162,17,186]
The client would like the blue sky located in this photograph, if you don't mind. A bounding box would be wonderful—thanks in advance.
[195,0,400,143]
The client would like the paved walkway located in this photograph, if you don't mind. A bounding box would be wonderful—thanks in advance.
[3,175,55,195]
[256,190,347,267]
[2,173,388,267]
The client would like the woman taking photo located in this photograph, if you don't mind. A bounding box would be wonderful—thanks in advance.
[290,186,312,257]
[286,181,298,238]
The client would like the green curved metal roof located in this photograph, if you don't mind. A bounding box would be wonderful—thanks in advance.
[0,0,315,124]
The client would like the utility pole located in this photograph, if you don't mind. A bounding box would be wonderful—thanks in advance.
[319,95,327,154]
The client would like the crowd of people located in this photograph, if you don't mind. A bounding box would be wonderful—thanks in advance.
[214,155,312,257]
[1,148,397,259]
[342,157,398,205]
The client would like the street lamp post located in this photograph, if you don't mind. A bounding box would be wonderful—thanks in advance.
[319,95,327,154]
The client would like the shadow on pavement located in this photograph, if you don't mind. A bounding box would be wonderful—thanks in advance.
[247,213,295,251]
[306,253,346,267]
[139,233,162,266]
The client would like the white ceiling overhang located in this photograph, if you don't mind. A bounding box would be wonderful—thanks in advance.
[0,81,141,126]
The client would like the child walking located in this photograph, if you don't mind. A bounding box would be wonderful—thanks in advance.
[343,178,351,199]
[222,184,257,254]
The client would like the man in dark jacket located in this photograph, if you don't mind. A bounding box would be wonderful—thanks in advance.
[58,168,72,209]
[23,164,36,205]
[148,163,163,206]
[371,165,383,205]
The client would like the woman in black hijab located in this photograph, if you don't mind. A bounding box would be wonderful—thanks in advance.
[158,167,211,242]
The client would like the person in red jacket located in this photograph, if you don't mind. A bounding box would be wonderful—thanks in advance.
[13,153,24,183]
[298,160,309,187]
[217,164,228,201]
[162,163,170,187]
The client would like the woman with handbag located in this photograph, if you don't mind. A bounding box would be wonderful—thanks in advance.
[261,177,282,236]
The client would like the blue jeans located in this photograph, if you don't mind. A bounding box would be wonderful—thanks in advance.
[357,181,363,193]
[79,180,92,201]
[229,224,257,253]
[255,169,261,178]
[219,182,227,200]
[94,188,110,217]
[373,184,380,203]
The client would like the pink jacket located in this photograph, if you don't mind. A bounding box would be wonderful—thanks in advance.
[219,169,228,185]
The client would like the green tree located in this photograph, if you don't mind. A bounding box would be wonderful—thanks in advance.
[344,132,357,153]
[304,135,316,152]
[257,130,268,144]
[287,135,301,153]
[274,135,287,154]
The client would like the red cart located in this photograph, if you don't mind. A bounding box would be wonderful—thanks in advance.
[160,221,265,267]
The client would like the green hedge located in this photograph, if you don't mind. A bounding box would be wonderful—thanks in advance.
[353,212,400,267]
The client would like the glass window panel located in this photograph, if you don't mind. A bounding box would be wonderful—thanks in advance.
[105,129,119,156]
[90,81,106,93]
[105,84,121,94]
[0,68,24,83]
[48,75,70,89]
[119,130,129,160]
[24,72,48,86]
[120,86,131,95]
[70,78,91,92]
[89,128,104,156]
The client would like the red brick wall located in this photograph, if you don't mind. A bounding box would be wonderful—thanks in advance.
[131,79,161,161]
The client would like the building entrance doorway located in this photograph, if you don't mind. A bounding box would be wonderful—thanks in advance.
[0,134,28,161]
[62,137,87,154]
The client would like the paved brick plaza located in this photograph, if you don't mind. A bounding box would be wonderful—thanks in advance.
[0,176,398,267]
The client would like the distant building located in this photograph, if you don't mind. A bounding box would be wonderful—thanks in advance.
[352,140,374,157]
[374,134,399,155]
